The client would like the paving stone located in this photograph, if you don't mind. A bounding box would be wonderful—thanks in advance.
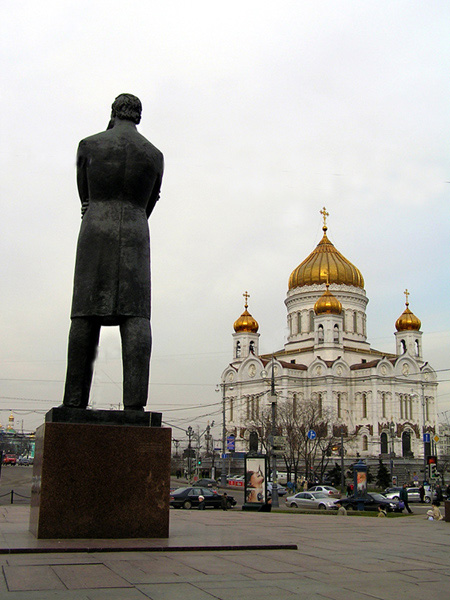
[3,565,66,591]
[52,564,132,590]
[136,582,221,599]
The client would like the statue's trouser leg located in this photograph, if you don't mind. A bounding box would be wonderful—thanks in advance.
[63,318,101,408]
[120,317,151,409]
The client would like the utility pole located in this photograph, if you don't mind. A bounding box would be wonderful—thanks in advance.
[340,428,345,494]
[186,426,193,481]
[269,357,279,508]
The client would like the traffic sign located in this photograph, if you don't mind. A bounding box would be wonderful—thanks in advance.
[227,435,235,451]
[434,435,440,443]
[307,430,317,440]
[423,433,430,443]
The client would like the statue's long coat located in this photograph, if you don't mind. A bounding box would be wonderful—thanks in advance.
[70,125,163,324]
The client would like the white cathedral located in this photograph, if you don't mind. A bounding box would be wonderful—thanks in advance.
[220,209,438,459]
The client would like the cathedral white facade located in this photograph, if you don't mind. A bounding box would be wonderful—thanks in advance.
[221,210,438,459]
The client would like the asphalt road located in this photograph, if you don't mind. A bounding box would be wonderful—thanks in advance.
[0,468,434,515]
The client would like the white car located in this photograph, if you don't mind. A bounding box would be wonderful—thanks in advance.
[308,485,341,498]
[267,482,287,496]
[286,491,337,510]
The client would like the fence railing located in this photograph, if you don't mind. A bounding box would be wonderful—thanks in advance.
[0,490,31,504]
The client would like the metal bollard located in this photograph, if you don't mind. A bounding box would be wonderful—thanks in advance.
[10,490,14,505]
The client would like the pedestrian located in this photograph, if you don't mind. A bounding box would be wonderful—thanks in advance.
[418,484,425,503]
[221,493,229,511]
[446,483,450,499]
[377,505,387,518]
[198,495,206,510]
[426,502,443,521]
[346,484,352,497]
[399,483,413,514]
[435,484,443,503]
[336,502,347,516]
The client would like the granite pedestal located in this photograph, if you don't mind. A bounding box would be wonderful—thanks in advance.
[29,409,171,539]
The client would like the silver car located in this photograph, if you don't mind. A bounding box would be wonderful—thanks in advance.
[286,491,337,510]
[384,486,432,504]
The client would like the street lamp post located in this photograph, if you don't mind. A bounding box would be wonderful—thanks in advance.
[389,421,395,485]
[216,384,230,487]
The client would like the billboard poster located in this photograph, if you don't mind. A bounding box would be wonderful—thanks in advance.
[245,456,267,504]
[357,471,367,495]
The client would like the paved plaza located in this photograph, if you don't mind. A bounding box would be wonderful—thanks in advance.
[0,506,448,599]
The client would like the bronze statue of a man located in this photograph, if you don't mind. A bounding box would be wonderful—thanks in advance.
[63,94,164,410]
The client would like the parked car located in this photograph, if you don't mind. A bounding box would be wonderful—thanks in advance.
[195,478,218,488]
[384,486,432,504]
[308,485,341,498]
[337,493,401,513]
[267,482,287,497]
[170,487,236,509]
[286,491,337,510]
[2,454,17,465]
[17,456,32,466]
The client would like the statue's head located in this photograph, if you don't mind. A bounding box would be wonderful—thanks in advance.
[111,94,142,124]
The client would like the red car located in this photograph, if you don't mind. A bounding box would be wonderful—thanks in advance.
[2,454,17,465]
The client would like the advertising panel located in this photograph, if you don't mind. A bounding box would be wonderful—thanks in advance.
[245,456,267,504]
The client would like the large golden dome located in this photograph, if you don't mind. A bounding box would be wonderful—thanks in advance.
[314,284,342,315]
[288,208,364,290]
[234,292,259,333]
[395,290,421,331]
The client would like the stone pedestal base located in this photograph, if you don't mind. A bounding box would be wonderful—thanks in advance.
[29,420,171,539]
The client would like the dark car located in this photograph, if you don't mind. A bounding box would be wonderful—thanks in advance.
[170,487,236,510]
[336,493,401,513]
[195,478,218,488]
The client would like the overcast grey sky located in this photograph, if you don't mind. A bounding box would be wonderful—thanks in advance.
[1,1,450,442]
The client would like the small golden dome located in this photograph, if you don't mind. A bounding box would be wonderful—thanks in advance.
[395,289,421,331]
[314,284,342,315]
[288,207,364,290]
[234,291,259,333]
[8,413,14,422]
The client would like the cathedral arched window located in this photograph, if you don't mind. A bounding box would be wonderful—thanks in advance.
[249,341,255,354]
[333,324,339,343]
[362,393,367,419]
[309,310,314,332]
[318,325,324,343]
[235,341,241,358]
[297,312,302,334]
[362,435,368,452]
[380,432,388,454]
[293,393,297,419]
[353,311,357,333]
[337,393,341,418]
[381,393,386,419]
[229,398,234,422]
[318,393,323,418]
[415,339,419,356]
[400,339,406,354]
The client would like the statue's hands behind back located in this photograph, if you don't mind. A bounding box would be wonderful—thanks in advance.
[81,200,89,218]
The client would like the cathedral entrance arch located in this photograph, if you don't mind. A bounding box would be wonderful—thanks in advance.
[380,432,388,454]
[402,430,412,457]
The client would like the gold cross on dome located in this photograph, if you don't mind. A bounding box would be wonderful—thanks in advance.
[320,206,329,228]
[404,288,410,306]
[243,291,250,309]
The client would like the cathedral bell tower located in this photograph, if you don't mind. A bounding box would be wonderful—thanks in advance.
[232,291,259,360]
[313,283,344,360]
[395,289,423,360]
